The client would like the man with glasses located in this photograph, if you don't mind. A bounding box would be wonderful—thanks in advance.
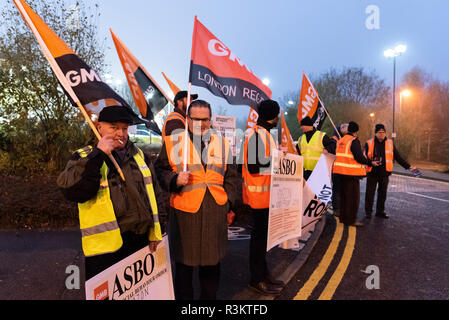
[364,124,417,219]
[155,100,238,300]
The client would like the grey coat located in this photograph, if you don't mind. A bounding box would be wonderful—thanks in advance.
[155,140,238,266]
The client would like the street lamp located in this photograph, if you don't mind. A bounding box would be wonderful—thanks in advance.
[384,44,407,139]
[262,78,270,86]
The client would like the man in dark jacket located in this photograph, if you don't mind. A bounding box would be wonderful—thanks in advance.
[57,106,167,280]
[155,100,238,300]
[162,91,198,138]
[243,100,285,296]
[364,124,416,219]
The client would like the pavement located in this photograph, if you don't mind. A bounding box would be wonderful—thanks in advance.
[0,166,447,300]
[0,218,326,300]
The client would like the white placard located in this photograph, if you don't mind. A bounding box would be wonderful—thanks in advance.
[85,235,174,300]
[267,150,304,251]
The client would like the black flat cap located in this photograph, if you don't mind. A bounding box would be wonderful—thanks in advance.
[98,106,134,124]
[174,91,198,105]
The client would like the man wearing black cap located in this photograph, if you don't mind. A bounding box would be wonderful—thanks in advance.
[57,106,167,280]
[162,91,198,138]
[364,124,417,219]
[333,121,379,227]
[242,99,284,296]
[296,116,336,180]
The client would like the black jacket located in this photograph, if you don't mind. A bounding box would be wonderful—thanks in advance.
[364,138,411,177]
[57,140,168,235]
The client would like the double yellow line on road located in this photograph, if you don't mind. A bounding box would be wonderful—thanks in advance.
[294,222,357,300]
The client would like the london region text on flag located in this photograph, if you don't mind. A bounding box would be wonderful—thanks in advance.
[12,0,142,124]
[189,16,272,108]
[298,72,327,130]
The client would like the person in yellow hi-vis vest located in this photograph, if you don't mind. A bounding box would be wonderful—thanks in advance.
[155,100,238,300]
[296,116,336,180]
[57,106,167,281]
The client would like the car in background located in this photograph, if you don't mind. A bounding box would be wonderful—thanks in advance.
[129,128,162,156]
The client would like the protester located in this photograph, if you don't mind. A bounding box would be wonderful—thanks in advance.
[364,124,417,219]
[332,121,379,227]
[296,116,336,180]
[162,90,198,138]
[57,106,167,280]
[155,99,238,300]
[330,123,348,217]
[242,99,284,296]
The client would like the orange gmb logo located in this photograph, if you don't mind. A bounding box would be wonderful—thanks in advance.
[94,281,109,300]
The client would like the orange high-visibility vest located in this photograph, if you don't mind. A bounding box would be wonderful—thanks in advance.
[242,125,277,209]
[162,111,186,139]
[164,131,229,213]
[366,138,394,173]
[333,134,366,176]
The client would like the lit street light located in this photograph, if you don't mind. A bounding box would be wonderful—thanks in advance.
[384,44,407,139]
[262,78,270,86]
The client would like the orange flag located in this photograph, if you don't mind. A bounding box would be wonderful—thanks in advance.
[12,0,138,122]
[297,72,327,130]
[161,72,181,97]
[281,111,298,155]
[246,108,259,130]
[111,30,171,134]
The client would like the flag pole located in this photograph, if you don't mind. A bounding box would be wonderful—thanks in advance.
[182,82,192,172]
[13,0,126,181]
[320,98,341,139]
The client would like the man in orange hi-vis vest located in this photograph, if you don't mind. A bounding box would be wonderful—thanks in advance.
[364,124,417,219]
[161,91,198,138]
[333,122,380,227]
[242,100,285,296]
[155,100,238,300]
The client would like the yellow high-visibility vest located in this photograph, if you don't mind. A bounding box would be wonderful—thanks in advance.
[298,131,325,171]
[76,146,161,257]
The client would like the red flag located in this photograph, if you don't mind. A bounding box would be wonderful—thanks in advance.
[298,72,327,130]
[189,17,271,107]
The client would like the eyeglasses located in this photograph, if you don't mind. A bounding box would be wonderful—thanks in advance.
[188,116,211,122]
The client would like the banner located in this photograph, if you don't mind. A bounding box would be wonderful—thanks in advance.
[298,72,327,130]
[301,154,335,234]
[111,30,171,134]
[212,115,236,157]
[85,236,174,300]
[280,111,298,155]
[267,150,304,251]
[189,17,272,107]
[12,0,142,124]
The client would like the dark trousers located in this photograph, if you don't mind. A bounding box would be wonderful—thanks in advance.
[174,263,221,300]
[339,176,361,225]
[249,208,269,285]
[85,232,148,280]
[304,170,313,181]
[365,175,390,215]
[332,173,341,210]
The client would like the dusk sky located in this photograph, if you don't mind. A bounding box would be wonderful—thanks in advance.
[5,0,449,120]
